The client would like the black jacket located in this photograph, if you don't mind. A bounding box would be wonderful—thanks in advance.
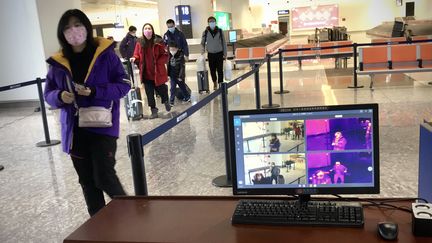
[119,33,137,59]
[168,49,185,80]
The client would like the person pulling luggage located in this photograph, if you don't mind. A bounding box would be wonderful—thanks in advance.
[131,23,171,119]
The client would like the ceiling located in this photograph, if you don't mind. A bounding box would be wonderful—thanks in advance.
[81,0,158,12]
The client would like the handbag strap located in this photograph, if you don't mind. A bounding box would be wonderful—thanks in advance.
[65,76,79,115]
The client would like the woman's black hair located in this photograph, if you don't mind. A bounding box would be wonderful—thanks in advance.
[140,23,155,48]
[57,9,96,59]
[207,16,216,22]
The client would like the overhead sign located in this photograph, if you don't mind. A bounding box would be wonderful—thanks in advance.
[292,4,339,30]
[278,10,290,15]
[175,5,191,25]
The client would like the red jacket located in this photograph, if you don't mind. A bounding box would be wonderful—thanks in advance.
[133,40,168,86]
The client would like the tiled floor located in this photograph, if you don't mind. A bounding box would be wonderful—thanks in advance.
[1,60,431,242]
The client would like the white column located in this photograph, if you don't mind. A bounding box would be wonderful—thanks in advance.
[157,0,213,38]
[0,0,46,102]
[0,0,81,102]
[36,0,81,60]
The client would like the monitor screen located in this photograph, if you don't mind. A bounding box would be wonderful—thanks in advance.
[229,30,237,43]
[229,104,379,196]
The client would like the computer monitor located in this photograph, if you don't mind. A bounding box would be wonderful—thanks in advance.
[229,30,237,43]
[229,104,379,200]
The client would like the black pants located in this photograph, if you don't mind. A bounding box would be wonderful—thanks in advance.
[70,127,125,216]
[143,80,169,109]
[208,51,224,83]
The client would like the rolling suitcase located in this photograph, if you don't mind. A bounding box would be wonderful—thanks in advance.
[277,175,285,184]
[197,70,209,94]
[124,61,144,120]
[175,83,192,100]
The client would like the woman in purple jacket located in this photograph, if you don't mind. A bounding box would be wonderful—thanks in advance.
[44,9,130,216]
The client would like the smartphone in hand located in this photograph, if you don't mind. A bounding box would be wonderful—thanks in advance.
[73,82,86,91]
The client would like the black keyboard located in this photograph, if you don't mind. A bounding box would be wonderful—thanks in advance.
[232,199,364,227]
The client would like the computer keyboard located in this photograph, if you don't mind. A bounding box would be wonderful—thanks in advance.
[232,199,364,227]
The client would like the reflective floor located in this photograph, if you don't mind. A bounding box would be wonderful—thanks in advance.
[1,59,432,242]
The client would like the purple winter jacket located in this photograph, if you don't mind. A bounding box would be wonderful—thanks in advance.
[44,38,130,153]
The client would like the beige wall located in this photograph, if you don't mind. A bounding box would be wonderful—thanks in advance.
[85,5,160,40]
[157,0,212,39]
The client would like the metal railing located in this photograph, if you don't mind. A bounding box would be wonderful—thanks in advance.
[0,78,60,147]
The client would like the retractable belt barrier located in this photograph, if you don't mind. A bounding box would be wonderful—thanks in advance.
[0,78,60,148]
[127,63,264,195]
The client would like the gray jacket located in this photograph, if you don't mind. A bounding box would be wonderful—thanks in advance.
[200,27,227,56]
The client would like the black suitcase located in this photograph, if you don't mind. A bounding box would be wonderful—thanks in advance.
[175,83,192,100]
[197,70,209,94]
[124,61,144,120]
[277,175,285,184]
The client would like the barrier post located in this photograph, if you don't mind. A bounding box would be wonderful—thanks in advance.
[127,133,148,195]
[348,43,364,89]
[262,54,280,108]
[254,64,261,109]
[274,50,289,94]
[35,78,61,147]
[212,82,232,187]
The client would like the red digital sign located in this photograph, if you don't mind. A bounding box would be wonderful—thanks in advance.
[292,4,339,30]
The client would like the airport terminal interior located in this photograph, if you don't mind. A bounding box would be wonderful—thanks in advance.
[1,0,432,242]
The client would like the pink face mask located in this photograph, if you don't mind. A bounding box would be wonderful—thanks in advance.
[144,29,153,39]
[64,26,87,46]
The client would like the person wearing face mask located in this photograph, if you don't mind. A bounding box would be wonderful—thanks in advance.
[119,25,137,60]
[167,41,191,105]
[163,19,189,61]
[201,16,227,90]
[44,9,130,216]
[131,23,170,119]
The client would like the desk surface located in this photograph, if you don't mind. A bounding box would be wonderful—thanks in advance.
[64,196,430,243]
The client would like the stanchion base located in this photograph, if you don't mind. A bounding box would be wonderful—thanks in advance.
[262,104,281,109]
[36,140,61,147]
[274,90,290,94]
[212,175,232,188]
[0,165,4,171]
[348,85,364,89]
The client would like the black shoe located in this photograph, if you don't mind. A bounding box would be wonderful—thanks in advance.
[150,108,158,119]
[164,102,171,112]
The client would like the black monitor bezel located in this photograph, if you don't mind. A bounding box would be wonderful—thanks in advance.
[229,103,380,196]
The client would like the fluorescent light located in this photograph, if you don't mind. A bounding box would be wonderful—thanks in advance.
[128,0,157,4]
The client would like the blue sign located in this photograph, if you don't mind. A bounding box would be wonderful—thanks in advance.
[178,5,191,25]
[278,10,290,15]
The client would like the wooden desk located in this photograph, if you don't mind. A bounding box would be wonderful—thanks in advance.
[64,196,430,243]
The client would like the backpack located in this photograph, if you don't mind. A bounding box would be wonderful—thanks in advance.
[204,28,223,44]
